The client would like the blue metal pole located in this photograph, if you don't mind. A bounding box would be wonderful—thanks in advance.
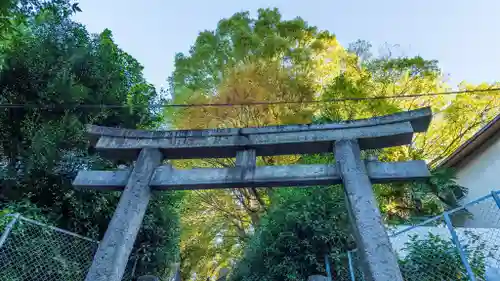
[491,191,500,209]
[347,251,356,281]
[391,192,494,237]
[325,254,333,281]
[0,213,20,249]
[443,213,476,281]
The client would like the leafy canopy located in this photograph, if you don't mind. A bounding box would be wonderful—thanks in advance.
[0,2,179,278]
[166,8,500,281]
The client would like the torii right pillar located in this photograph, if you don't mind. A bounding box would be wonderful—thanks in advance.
[336,139,403,281]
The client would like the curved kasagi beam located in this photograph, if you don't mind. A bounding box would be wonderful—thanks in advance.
[87,107,431,140]
[87,107,431,160]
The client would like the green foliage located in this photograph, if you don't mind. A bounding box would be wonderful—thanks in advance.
[135,192,183,277]
[178,188,249,281]
[0,3,180,278]
[230,186,351,281]
[168,8,345,279]
[0,3,494,280]
[170,7,334,94]
[0,12,156,232]
[0,0,78,69]
[376,168,467,225]
[0,199,47,222]
[166,7,499,280]
[399,233,486,280]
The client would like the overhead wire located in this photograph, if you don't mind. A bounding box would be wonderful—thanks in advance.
[0,87,499,109]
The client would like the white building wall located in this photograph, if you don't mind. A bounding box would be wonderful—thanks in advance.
[383,133,500,280]
[454,135,500,228]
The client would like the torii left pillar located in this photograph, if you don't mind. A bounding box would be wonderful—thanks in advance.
[84,148,164,280]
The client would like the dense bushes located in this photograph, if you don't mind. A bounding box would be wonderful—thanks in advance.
[230,186,352,281]
[0,1,180,278]
[399,234,486,281]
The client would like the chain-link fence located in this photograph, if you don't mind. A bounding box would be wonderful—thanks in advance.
[331,190,500,281]
[4,190,500,281]
[0,214,136,281]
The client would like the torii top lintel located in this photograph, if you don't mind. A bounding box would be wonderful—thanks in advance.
[87,107,432,160]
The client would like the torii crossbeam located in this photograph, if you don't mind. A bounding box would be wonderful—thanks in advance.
[73,107,433,281]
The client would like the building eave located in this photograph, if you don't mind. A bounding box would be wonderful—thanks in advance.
[438,114,500,169]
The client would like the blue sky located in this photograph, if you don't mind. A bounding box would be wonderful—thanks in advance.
[74,0,500,90]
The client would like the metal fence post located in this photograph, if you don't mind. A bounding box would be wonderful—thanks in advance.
[0,213,20,249]
[443,212,476,281]
[325,254,333,281]
[347,251,356,281]
[491,191,500,209]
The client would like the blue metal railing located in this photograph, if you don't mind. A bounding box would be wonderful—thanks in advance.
[325,190,500,281]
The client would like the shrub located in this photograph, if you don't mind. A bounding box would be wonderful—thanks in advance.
[399,233,486,281]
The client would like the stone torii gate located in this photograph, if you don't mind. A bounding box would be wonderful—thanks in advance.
[73,107,432,281]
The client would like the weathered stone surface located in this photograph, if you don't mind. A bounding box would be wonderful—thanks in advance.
[86,107,431,144]
[172,269,181,281]
[73,170,131,191]
[235,149,256,169]
[94,122,414,160]
[95,134,247,160]
[243,106,432,134]
[136,275,160,281]
[86,108,433,161]
[74,108,433,281]
[84,148,163,281]
[169,263,182,281]
[307,275,328,281]
[151,160,429,189]
[335,140,404,281]
[218,268,229,277]
[216,268,230,281]
[73,160,430,190]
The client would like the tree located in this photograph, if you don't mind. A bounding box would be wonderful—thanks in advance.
[166,8,354,279]
[0,4,179,279]
[169,8,343,95]
[317,40,499,223]
[229,50,498,280]
[399,234,486,280]
[166,8,500,281]
[229,182,353,281]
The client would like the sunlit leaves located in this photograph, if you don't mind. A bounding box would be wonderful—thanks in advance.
[167,9,346,279]
[166,7,500,281]
[170,59,315,130]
